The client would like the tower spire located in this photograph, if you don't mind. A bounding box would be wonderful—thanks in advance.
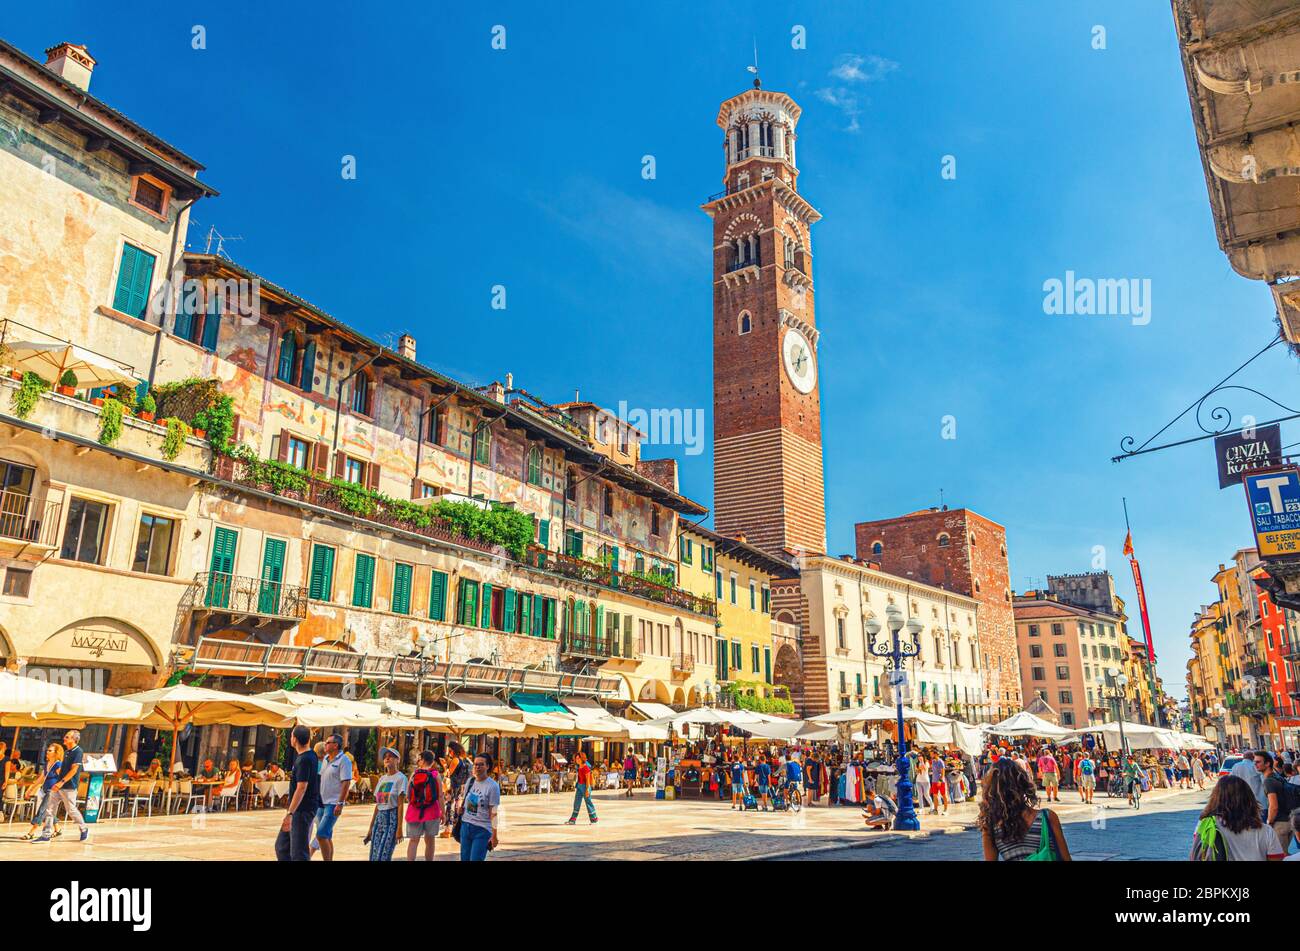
[748,38,760,88]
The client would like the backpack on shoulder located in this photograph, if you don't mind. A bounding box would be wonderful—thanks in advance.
[1191,817,1227,861]
[409,768,442,820]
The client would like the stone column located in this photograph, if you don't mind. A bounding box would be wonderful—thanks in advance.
[774,123,786,159]
[748,120,760,158]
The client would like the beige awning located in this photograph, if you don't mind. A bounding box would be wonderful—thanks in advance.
[0,340,137,390]
[0,670,144,726]
[451,693,574,735]
[362,697,524,735]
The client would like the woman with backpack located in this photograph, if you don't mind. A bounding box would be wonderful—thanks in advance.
[979,758,1072,861]
[1189,775,1285,861]
[406,750,442,861]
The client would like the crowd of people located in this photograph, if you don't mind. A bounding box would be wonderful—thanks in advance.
[975,744,1300,862]
[271,728,502,863]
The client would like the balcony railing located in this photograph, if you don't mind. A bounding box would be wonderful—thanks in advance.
[0,490,60,548]
[213,455,499,555]
[525,546,717,618]
[192,571,308,621]
[561,632,617,660]
[672,652,696,674]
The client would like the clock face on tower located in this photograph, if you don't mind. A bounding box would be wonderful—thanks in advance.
[782,328,817,394]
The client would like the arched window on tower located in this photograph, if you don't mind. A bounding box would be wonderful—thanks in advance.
[871,541,883,556]
[937,533,950,548]
[735,122,750,158]
[738,311,752,335]
[737,172,750,190]
[759,121,774,156]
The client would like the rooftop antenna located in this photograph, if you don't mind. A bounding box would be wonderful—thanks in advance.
[939,487,945,510]
[747,37,760,87]
[200,223,243,262]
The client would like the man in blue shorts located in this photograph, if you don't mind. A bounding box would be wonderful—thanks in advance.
[730,757,745,810]
[785,750,805,805]
[755,756,772,811]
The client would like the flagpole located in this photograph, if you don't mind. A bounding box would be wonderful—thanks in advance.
[1122,498,1161,727]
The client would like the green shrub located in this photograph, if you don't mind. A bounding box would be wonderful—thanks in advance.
[10,372,49,419]
[161,417,191,460]
[59,370,78,388]
[98,397,125,446]
[140,392,157,415]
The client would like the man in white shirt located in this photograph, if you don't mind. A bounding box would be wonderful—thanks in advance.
[1231,752,1266,817]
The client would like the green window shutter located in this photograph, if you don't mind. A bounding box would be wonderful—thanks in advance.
[715,571,723,599]
[352,554,375,608]
[533,594,545,637]
[538,518,550,548]
[503,588,517,632]
[308,544,335,601]
[112,244,155,319]
[481,583,493,628]
[458,579,479,625]
[518,591,531,636]
[392,563,412,614]
[428,570,448,621]
[595,604,605,641]
[206,526,238,608]
[201,297,221,351]
[764,647,772,684]
[683,539,692,564]
[544,598,556,639]
[258,538,287,614]
[299,339,317,391]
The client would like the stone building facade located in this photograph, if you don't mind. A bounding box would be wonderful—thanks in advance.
[854,507,1021,720]
[0,38,730,767]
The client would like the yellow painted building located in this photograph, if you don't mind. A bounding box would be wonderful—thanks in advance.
[678,526,798,708]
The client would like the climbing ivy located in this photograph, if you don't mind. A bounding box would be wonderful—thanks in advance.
[97,397,125,446]
[161,417,191,460]
[10,372,49,420]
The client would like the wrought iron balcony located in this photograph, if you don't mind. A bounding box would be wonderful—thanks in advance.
[0,490,60,549]
[190,571,308,622]
[672,652,696,674]
[561,632,617,660]
[524,546,717,618]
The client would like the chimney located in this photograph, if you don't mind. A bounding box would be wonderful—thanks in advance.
[505,372,513,391]
[44,43,96,92]
[397,334,416,360]
[485,381,506,403]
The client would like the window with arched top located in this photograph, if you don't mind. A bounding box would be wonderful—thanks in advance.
[474,423,492,465]
[276,331,297,385]
[350,369,372,415]
[526,446,542,486]
[737,172,750,189]
[871,541,883,556]
[738,311,752,335]
[937,533,950,547]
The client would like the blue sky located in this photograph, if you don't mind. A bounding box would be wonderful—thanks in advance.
[11,2,1293,693]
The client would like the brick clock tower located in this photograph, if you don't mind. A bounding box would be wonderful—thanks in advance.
[704,80,826,557]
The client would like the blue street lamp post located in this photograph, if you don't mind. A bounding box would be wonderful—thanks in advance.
[865,604,924,831]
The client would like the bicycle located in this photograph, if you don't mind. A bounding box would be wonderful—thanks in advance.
[1125,773,1143,810]
[780,779,803,813]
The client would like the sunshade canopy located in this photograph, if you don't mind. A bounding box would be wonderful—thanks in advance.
[121,684,298,729]
[0,670,144,726]
[986,711,1073,739]
[362,697,525,735]
[0,340,137,390]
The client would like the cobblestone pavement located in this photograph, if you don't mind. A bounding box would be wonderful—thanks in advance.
[776,787,1213,861]
[0,784,1204,861]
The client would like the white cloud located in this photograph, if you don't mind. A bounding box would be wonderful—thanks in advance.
[830,53,899,83]
[817,53,898,133]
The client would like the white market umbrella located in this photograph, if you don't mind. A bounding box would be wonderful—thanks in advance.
[809,703,900,726]
[362,697,525,735]
[0,340,137,390]
[121,684,299,770]
[986,711,1073,739]
[1064,720,1174,751]
[0,669,143,726]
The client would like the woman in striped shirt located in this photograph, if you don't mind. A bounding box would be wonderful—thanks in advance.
[979,758,1072,861]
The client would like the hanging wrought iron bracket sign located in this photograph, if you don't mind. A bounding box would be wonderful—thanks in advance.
[1112,333,1299,463]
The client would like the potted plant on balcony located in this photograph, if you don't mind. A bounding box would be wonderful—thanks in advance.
[56,370,77,397]
[138,392,156,423]
[98,396,125,447]
[10,372,49,420]
[161,417,191,461]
